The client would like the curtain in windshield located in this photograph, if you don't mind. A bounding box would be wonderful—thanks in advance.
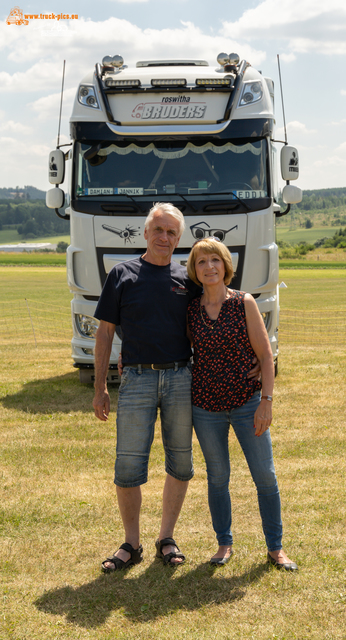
[75,140,268,197]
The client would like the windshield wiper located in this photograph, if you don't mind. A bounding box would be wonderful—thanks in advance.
[207,191,250,211]
[174,193,197,213]
[123,193,146,213]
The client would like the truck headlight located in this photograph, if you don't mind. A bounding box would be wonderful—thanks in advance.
[239,81,263,107]
[261,312,271,330]
[75,314,99,338]
[78,85,99,109]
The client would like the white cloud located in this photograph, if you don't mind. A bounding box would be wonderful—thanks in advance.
[335,141,346,153]
[221,0,346,55]
[0,17,266,86]
[29,88,75,121]
[279,53,296,63]
[0,120,32,134]
[277,121,317,138]
[341,90,346,96]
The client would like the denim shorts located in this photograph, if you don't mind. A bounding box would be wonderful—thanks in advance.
[114,364,193,487]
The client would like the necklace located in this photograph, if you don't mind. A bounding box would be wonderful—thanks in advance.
[200,288,229,330]
[200,304,219,330]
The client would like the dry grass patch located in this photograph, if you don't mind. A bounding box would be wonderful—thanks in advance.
[1,339,346,639]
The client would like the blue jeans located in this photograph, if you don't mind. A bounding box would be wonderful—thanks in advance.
[192,392,283,552]
[114,365,193,487]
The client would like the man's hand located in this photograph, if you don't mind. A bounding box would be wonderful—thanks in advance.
[93,389,110,421]
[92,320,115,421]
[247,356,261,380]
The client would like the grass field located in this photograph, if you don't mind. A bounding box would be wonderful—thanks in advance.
[1,268,346,639]
[0,230,70,245]
[0,252,67,266]
[276,225,338,245]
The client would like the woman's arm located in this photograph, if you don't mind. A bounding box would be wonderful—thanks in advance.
[244,293,274,436]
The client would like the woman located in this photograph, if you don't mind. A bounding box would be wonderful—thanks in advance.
[186,237,297,570]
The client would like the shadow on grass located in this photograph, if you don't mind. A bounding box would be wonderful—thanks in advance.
[34,559,268,628]
[1,373,119,414]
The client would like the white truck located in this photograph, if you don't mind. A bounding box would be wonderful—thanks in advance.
[47,51,302,383]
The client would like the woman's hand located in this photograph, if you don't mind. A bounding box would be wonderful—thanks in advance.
[254,398,272,436]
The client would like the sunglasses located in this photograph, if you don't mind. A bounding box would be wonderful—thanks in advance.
[190,223,238,242]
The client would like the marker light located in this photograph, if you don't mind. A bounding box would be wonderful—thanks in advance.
[239,81,263,106]
[105,78,141,88]
[151,78,186,86]
[78,85,99,109]
[196,78,232,86]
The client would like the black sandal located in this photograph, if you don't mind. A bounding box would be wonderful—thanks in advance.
[101,542,143,573]
[155,537,185,566]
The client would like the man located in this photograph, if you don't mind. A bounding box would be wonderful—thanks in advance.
[93,203,200,570]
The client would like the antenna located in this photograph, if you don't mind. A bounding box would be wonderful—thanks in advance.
[277,54,287,145]
[57,60,66,148]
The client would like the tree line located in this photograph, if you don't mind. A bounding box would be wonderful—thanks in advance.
[0,199,69,238]
[297,187,346,211]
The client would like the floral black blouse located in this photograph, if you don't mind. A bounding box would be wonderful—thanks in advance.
[188,290,261,412]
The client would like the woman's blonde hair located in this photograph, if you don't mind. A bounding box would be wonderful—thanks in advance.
[187,237,234,286]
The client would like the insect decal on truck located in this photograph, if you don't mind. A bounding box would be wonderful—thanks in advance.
[102,224,140,244]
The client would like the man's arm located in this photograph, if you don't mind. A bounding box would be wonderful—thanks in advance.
[92,319,115,421]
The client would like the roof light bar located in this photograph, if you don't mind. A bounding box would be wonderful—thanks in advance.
[196,78,232,86]
[105,78,141,88]
[151,78,187,87]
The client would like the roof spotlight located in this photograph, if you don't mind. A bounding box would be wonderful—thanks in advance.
[102,54,124,68]
[217,53,230,66]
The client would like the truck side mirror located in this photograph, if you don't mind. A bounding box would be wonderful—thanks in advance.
[49,149,65,184]
[281,145,299,181]
[46,187,65,209]
[282,184,302,204]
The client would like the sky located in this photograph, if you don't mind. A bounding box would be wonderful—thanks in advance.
[1,0,346,193]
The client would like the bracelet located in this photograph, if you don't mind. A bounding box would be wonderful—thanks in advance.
[261,395,273,401]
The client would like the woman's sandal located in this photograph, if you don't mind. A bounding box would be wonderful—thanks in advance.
[155,537,185,566]
[101,542,143,573]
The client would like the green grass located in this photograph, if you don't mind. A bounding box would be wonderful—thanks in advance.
[279,268,346,309]
[1,268,346,639]
[0,252,67,266]
[0,230,70,245]
[279,260,346,268]
[276,225,336,244]
[0,266,71,305]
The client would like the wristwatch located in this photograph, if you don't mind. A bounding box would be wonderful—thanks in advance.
[261,395,273,401]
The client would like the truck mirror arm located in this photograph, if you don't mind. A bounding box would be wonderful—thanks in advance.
[55,208,70,221]
[275,203,290,218]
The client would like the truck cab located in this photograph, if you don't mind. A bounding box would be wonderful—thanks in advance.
[47,52,302,382]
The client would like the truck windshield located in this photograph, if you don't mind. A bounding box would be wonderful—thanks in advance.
[74,139,268,200]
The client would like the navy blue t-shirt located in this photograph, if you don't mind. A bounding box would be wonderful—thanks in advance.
[94,257,200,364]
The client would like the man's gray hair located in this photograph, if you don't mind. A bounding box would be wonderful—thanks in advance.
[145,203,185,236]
